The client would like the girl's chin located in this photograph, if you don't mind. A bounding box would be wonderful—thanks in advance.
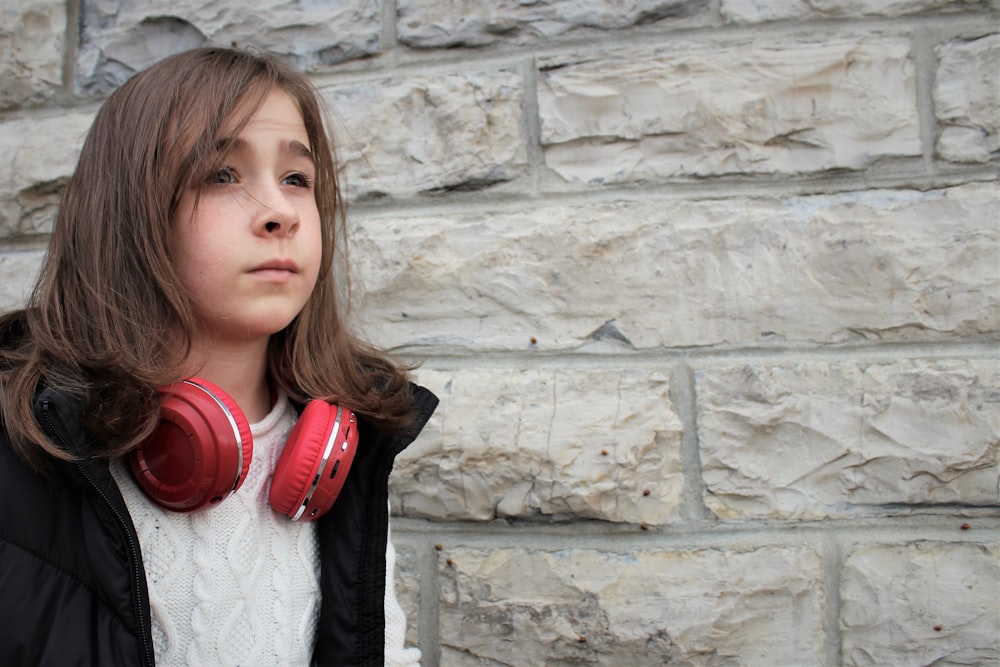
[191,320,298,348]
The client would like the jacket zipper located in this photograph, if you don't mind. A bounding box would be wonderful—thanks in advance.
[42,399,156,667]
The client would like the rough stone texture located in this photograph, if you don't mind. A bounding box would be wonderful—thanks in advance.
[352,183,998,351]
[438,545,824,665]
[0,2,65,110]
[698,359,1000,519]
[391,368,684,524]
[0,250,44,312]
[721,0,990,22]
[841,542,1000,666]
[396,0,707,48]
[0,109,94,237]
[321,69,527,200]
[934,33,1000,163]
[77,0,381,93]
[538,36,920,183]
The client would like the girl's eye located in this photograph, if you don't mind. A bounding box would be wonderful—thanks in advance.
[283,172,313,188]
[208,167,237,185]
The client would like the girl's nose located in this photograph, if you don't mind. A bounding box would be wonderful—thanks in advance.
[252,189,300,237]
[262,218,296,234]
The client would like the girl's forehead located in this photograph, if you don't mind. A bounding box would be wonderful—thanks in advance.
[250,91,306,126]
[222,87,309,141]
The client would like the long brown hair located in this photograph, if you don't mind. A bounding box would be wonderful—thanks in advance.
[0,47,413,472]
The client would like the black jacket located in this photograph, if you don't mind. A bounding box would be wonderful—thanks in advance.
[0,383,438,666]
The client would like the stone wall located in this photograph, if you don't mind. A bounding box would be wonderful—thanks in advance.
[1,1,998,665]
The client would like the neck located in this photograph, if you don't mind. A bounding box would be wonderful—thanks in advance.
[182,336,272,422]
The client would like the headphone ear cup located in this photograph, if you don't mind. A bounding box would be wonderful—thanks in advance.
[269,401,358,522]
[129,378,253,512]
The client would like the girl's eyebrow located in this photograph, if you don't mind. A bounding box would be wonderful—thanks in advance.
[215,137,316,164]
[282,139,316,164]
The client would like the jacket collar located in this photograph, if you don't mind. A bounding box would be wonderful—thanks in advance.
[33,386,93,458]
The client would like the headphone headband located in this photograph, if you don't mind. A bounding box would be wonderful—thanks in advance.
[130,377,357,520]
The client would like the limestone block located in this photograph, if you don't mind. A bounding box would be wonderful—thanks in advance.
[0,109,94,237]
[321,69,527,199]
[351,183,998,351]
[698,359,1000,519]
[537,36,919,183]
[390,368,683,524]
[722,0,982,22]
[841,542,1000,666]
[0,250,44,311]
[396,0,706,48]
[0,2,65,109]
[934,33,1000,163]
[77,0,380,92]
[437,545,824,665]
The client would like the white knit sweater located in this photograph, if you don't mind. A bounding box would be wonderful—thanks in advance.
[111,394,420,666]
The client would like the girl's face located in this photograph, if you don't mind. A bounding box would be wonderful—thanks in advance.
[172,88,323,350]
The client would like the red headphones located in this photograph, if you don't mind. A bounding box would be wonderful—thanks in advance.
[128,377,358,521]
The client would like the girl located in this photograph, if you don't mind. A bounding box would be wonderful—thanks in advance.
[0,47,436,666]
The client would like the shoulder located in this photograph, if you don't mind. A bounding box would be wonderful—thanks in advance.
[407,382,439,438]
[0,421,31,489]
[378,382,438,456]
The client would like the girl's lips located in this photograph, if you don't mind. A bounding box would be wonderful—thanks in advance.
[249,259,299,281]
[251,258,299,273]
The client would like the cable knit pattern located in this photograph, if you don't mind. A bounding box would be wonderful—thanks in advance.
[111,394,320,667]
[384,523,422,667]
